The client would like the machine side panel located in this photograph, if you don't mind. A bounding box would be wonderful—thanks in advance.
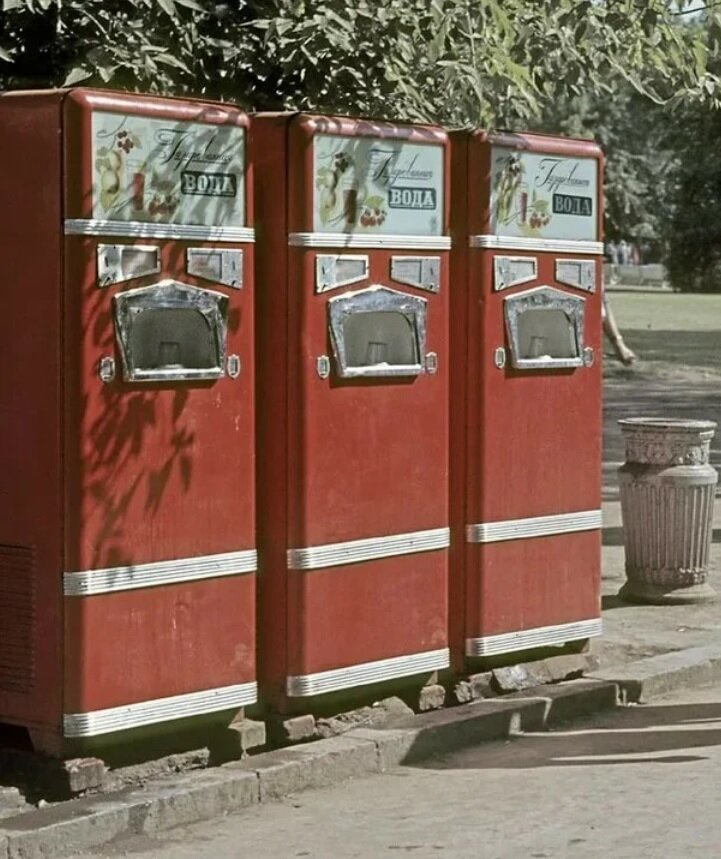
[0,92,64,733]
[64,575,255,712]
[448,130,471,669]
[251,114,292,707]
[469,531,602,636]
[288,553,448,677]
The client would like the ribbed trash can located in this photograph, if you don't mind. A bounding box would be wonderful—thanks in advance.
[618,417,718,604]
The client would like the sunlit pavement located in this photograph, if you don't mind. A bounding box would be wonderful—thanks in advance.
[71,681,721,859]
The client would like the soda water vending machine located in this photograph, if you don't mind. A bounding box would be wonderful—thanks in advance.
[0,89,256,755]
[450,131,603,669]
[253,114,451,709]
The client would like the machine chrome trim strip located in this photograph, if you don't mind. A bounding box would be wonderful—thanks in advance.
[286,648,450,697]
[469,235,603,255]
[64,549,258,596]
[465,618,602,657]
[287,527,450,570]
[466,510,602,544]
[65,219,256,243]
[63,682,258,737]
[289,232,452,251]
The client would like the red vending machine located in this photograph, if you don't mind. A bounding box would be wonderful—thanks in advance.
[253,114,451,709]
[450,131,603,669]
[0,89,256,756]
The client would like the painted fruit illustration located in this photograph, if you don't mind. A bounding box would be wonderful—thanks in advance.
[520,190,552,236]
[317,152,352,225]
[95,129,143,213]
[359,195,387,228]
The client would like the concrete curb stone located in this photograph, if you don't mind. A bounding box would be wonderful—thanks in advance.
[505,678,620,722]
[591,644,721,703]
[0,657,715,858]
[232,735,379,801]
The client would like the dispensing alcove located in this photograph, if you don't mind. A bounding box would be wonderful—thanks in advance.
[504,285,585,370]
[113,279,229,382]
[328,285,427,378]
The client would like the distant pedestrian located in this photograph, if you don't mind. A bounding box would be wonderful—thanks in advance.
[618,239,631,266]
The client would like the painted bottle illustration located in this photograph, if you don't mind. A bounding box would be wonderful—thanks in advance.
[342,170,359,226]
[131,169,145,211]
[518,182,529,225]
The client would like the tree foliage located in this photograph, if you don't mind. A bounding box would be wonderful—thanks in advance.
[662,101,721,291]
[1,0,720,126]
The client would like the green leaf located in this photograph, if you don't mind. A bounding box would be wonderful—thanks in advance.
[154,53,192,72]
[156,0,177,17]
[64,66,93,86]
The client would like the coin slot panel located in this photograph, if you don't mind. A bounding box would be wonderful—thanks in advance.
[97,244,161,287]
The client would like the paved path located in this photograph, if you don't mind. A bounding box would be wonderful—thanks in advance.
[73,681,721,858]
[597,360,721,668]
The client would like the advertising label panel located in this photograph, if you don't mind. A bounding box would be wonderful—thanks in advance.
[91,111,245,226]
[490,146,598,241]
[313,133,444,235]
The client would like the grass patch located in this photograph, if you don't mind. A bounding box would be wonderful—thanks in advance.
[609,291,721,332]
[607,292,721,374]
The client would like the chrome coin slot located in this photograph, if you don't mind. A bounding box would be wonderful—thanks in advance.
[97,244,161,287]
[187,248,243,288]
[493,255,537,292]
[555,258,596,293]
[316,254,369,293]
[390,256,440,293]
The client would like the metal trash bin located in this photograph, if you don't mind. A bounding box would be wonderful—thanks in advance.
[618,417,718,604]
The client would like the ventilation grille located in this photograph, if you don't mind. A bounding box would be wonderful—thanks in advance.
[0,545,36,694]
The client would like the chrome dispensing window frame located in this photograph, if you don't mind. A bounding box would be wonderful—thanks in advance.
[327,285,427,379]
[503,285,585,371]
[113,279,229,383]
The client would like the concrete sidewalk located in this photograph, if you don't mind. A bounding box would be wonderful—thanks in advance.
[600,359,721,671]
[599,499,721,671]
[2,360,721,857]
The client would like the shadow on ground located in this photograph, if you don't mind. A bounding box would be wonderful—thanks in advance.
[413,701,721,771]
[621,330,721,374]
